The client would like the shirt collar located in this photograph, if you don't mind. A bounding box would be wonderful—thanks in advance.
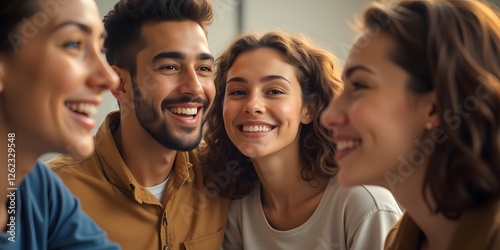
[94,111,194,203]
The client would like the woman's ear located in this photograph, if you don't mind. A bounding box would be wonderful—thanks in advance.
[301,101,317,125]
[110,65,132,105]
[425,91,440,128]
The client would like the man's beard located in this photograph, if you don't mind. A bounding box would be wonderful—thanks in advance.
[132,79,209,151]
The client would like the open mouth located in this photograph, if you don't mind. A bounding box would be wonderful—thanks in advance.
[65,102,98,117]
[336,139,361,152]
[167,107,201,119]
[239,125,275,133]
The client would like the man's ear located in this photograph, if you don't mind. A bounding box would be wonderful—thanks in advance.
[301,101,317,125]
[110,65,132,105]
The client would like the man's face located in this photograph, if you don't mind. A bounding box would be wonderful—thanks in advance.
[128,20,215,150]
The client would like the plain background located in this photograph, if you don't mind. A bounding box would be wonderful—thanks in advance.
[40,0,500,161]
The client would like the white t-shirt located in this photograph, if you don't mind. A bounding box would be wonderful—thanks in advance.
[145,174,171,204]
[223,176,402,250]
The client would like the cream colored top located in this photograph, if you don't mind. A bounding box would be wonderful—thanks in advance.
[224,177,402,250]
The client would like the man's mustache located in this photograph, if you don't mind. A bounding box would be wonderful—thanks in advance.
[160,96,209,111]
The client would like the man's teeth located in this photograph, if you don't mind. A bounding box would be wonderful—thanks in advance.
[66,103,98,116]
[169,107,197,115]
[242,125,272,132]
[336,140,361,151]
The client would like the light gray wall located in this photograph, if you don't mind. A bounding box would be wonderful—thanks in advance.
[243,0,372,62]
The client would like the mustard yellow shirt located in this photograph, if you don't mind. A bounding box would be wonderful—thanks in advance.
[385,201,500,250]
[47,112,230,250]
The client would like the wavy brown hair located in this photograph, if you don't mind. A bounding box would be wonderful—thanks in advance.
[200,31,343,199]
[362,0,500,218]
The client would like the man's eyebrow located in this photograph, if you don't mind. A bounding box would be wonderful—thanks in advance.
[151,51,185,63]
[151,52,214,63]
[198,53,214,62]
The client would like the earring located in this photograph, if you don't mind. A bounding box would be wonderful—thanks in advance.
[425,122,433,130]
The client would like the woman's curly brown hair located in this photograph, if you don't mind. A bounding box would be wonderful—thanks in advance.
[200,31,343,199]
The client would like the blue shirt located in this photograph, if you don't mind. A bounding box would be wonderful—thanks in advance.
[0,162,119,250]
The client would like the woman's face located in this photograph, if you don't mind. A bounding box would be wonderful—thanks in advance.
[321,33,436,188]
[0,0,118,157]
[223,48,312,159]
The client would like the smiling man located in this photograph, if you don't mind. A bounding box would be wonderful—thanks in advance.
[46,0,230,249]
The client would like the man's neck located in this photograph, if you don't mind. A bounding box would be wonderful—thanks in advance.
[113,122,176,187]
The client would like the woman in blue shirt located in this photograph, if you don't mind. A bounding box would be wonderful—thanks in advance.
[0,0,119,249]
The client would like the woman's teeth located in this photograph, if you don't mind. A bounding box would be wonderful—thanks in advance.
[336,140,361,151]
[242,125,272,132]
[66,102,98,116]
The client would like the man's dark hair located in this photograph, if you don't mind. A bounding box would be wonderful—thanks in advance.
[103,0,213,77]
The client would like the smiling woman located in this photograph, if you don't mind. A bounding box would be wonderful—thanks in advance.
[201,31,403,249]
[0,0,119,249]
[321,0,500,249]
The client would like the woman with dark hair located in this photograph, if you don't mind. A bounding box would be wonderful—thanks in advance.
[321,0,500,249]
[201,31,402,249]
[0,0,119,249]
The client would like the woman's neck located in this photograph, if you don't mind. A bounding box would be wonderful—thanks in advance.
[392,166,458,250]
[252,154,329,230]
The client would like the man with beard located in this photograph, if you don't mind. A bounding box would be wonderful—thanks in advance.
[46,0,230,249]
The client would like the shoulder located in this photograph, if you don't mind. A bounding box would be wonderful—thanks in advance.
[329,178,401,214]
[324,179,402,232]
[22,162,78,205]
[24,161,71,188]
[46,153,95,175]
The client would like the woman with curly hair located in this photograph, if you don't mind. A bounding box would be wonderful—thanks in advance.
[321,0,500,249]
[201,31,402,249]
